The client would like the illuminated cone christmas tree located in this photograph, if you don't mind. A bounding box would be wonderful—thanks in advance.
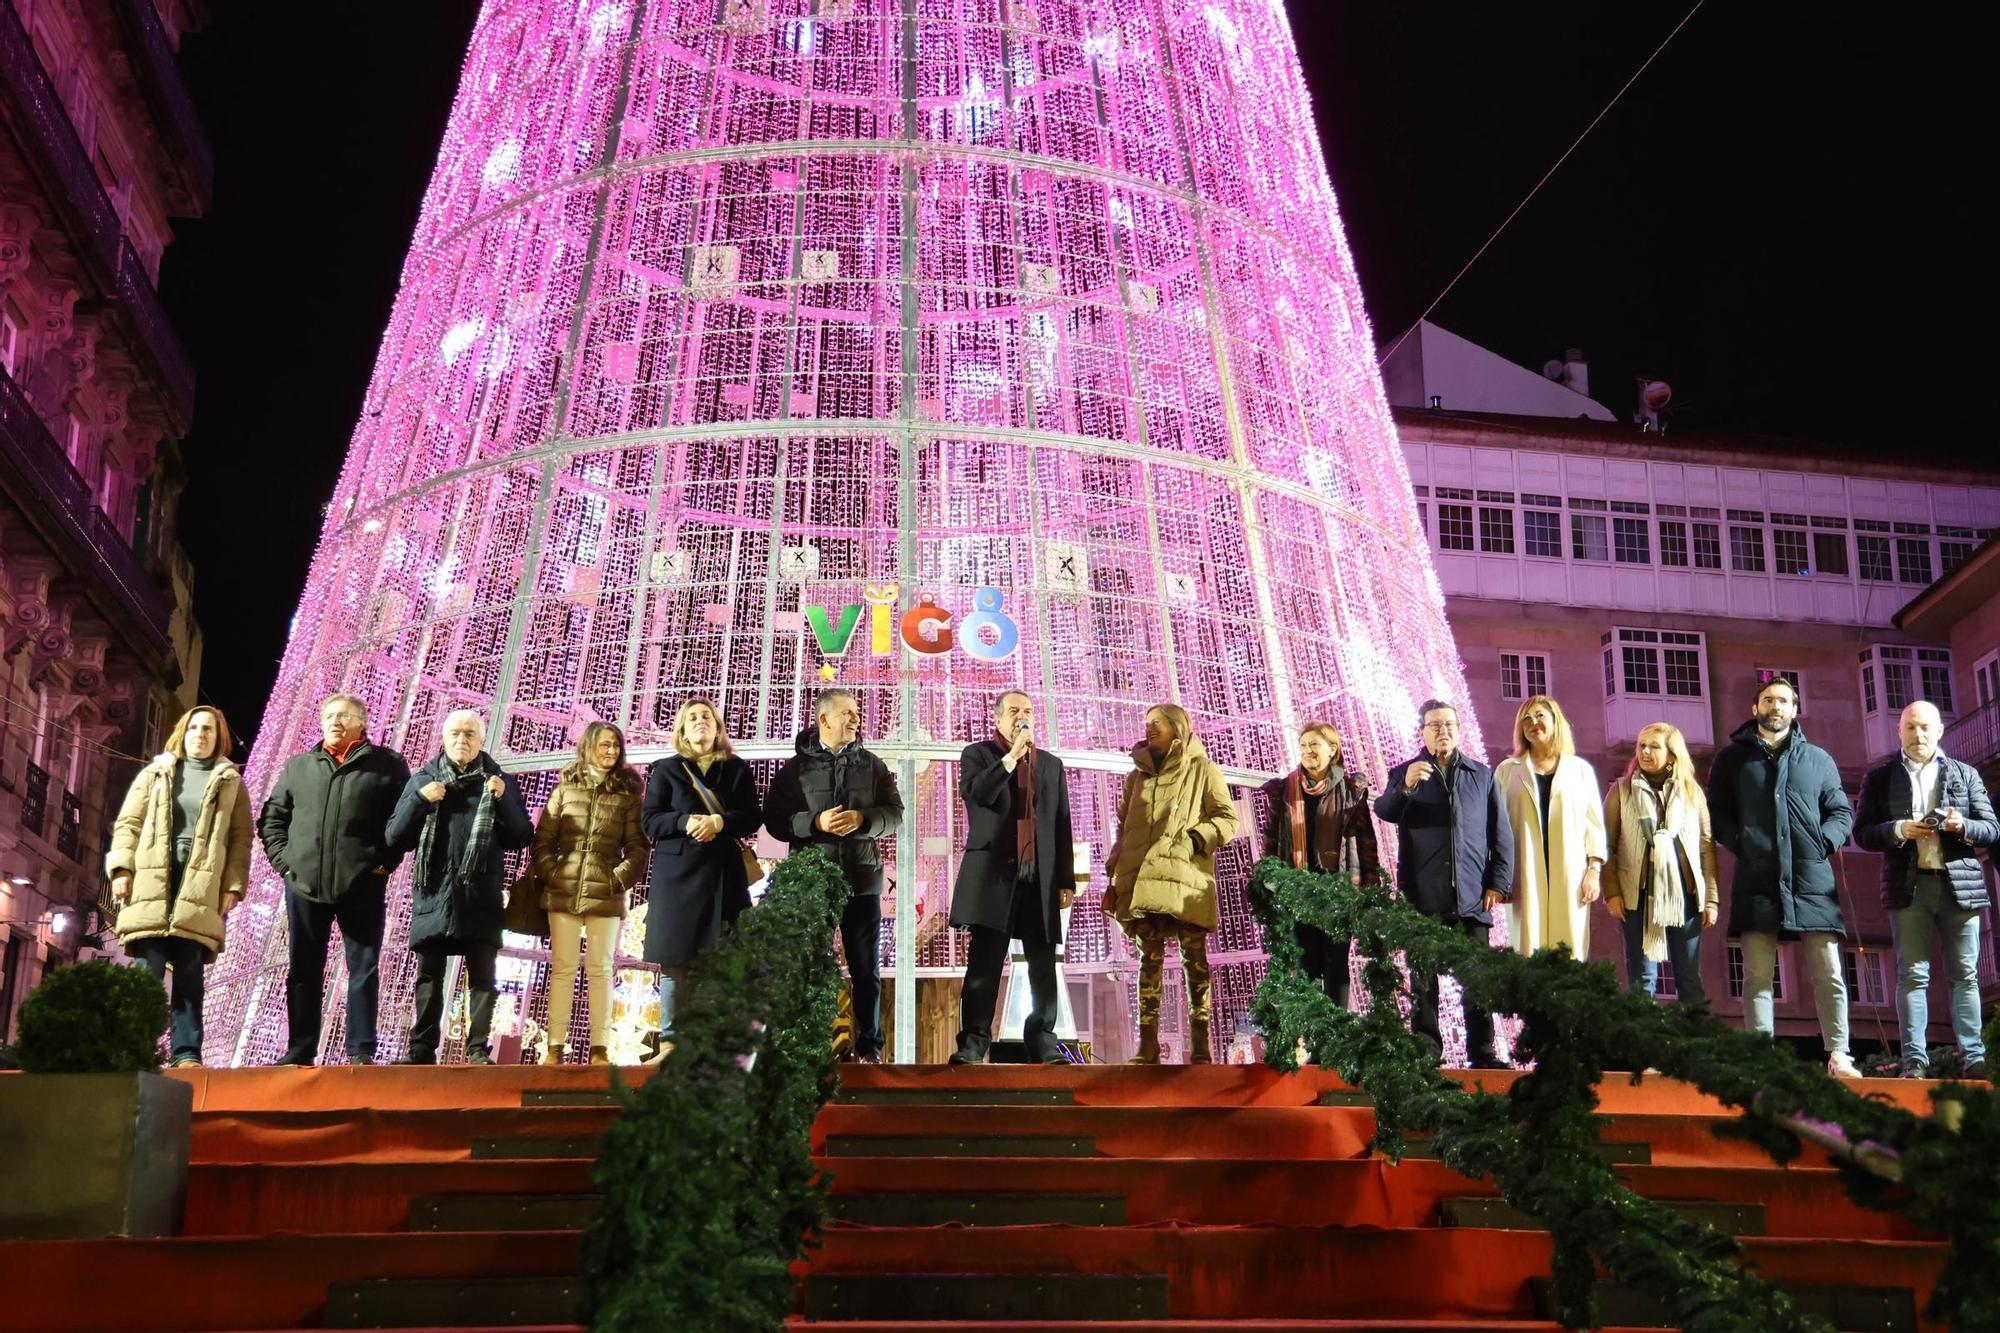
[208,0,1476,1065]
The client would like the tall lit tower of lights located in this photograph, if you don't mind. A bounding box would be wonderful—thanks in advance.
[207,0,1481,1066]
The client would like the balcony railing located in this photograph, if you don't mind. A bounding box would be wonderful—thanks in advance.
[0,367,172,650]
[20,763,48,839]
[0,0,195,422]
[1944,697,2000,772]
[111,0,215,206]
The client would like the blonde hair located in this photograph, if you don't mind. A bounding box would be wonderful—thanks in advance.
[1625,722,1701,806]
[1147,702,1195,749]
[1511,694,1576,760]
[575,720,639,791]
[1297,720,1343,767]
[164,706,233,761]
[672,698,736,760]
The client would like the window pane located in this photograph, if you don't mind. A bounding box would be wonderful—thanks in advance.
[1861,664,1876,713]
[1942,541,1973,574]
[1774,529,1810,575]
[1692,522,1722,570]
[1479,506,1515,554]
[1613,517,1650,564]
[1525,655,1548,697]
[1500,653,1522,700]
[1664,648,1703,698]
[1572,514,1609,562]
[1730,525,1766,572]
[1897,538,1933,584]
[1922,663,1955,713]
[1812,531,1849,577]
[1603,647,1616,697]
[1858,535,1892,581]
[1659,520,1689,567]
[1622,646,1660,695]
[1524,509,1563,557]
[1884,662,1914,710]
[1439,503,1474,551]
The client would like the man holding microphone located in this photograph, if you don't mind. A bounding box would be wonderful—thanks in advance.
[1374,699,1515,1068]
[949,691,1077,1064]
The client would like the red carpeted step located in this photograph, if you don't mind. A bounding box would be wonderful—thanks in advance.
[815,1155,1929,1241]
[0,1230,582,1333]
[189,1105,618,1163]
[804,1227,1948,1324]
[783,1322,1669,1332]
[784,1312,1672,1320]
[185,1160,595,1235]
[165,1064,653,1113]
[815,1103,1375,1159]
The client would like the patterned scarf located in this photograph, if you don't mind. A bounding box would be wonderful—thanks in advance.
[1626,770,1687,962]
[1283,766,1340,870]
[413,753,501,899]
[1001,731,1037,869]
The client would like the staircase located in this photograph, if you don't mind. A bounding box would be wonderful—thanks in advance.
[0,1064,1948,1331]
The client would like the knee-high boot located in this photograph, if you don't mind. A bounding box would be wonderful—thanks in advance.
[1183,928,1213,1064]
[1133,936,1164,1064]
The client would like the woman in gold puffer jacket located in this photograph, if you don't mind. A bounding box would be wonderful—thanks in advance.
[1104,703,1239,1064]
[532,722,646,1064]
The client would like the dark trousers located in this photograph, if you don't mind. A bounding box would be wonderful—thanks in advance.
[1621,900,1709,1011]
[128,935,207,1064]
[957,927,1061,1062]
[284,885,386,1064]
[1298,924,1353,1009]
[409,942,499,1060]
[1410,917,1498,1065]
[841,892,883,1058]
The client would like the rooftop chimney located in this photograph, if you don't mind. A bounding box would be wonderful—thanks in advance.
[1561,347,1588,400]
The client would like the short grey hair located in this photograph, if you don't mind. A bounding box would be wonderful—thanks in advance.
[320,692,367,720]
[814,688,857,718]
[441,708,486,735]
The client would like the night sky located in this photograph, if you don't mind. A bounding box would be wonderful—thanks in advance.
[165,3,1981,747]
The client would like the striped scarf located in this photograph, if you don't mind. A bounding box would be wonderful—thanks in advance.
[413,753,501,899]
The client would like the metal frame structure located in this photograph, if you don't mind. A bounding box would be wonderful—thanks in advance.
[206,0,1477,1066]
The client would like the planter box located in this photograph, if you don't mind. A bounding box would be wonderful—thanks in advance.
[0,1070,192,1237]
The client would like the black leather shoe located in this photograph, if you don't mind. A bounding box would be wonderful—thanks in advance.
[467,1047,494,1066]
[396,1051,437,1066]
[948,1050,980,1066]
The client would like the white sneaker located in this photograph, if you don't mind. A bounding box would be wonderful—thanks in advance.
[1826,1051,1861,1079]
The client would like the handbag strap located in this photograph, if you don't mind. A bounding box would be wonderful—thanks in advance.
[684,760,727,818]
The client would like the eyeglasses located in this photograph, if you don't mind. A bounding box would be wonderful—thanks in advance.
[1421,721,1458,733]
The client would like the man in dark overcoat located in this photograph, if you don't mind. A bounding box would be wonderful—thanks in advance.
[384,709,535,1064]
[765,688,905,1062]
[950,691,1077,1064]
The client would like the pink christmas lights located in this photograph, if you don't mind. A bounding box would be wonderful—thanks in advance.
[205,0,1478,1065]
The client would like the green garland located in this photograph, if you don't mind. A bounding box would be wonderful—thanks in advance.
[1248,859,1998,1332]
[581,847,850,1333]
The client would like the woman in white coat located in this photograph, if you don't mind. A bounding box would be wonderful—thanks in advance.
[1494,695,1607,956]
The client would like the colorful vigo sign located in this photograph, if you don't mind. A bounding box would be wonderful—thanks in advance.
[805,584,1020,662]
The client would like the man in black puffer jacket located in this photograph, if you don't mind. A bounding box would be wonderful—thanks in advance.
[764,688,905,1062]
[1708,676,1856,1076]
[1855,700,1997,1079]
[258,693,410,1066]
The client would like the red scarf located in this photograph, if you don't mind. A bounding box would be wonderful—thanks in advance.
[326,736,362,767]
[1001,731,1037,867]
[1284,767,1334,870]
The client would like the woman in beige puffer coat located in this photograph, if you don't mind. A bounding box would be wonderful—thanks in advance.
[105,706,253,1067]
[1103,703,1239,1064]
[532,721,646,1064]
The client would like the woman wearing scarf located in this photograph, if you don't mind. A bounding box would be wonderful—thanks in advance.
[532,721,646,1066]
[385,709,535,1064]
[1494,695,1607,957]
[640,698,761,1063]
[1103,703,1239,1064]
[1258,721,1382,1011]
[105,706,253,1067]
[1604,722,1720,1009]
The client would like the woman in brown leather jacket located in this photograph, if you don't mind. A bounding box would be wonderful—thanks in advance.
[532,722,646,1064]
[1258,721,1382,1012]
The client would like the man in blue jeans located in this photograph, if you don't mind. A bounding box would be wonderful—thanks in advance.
[1855,700,1997,1080]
